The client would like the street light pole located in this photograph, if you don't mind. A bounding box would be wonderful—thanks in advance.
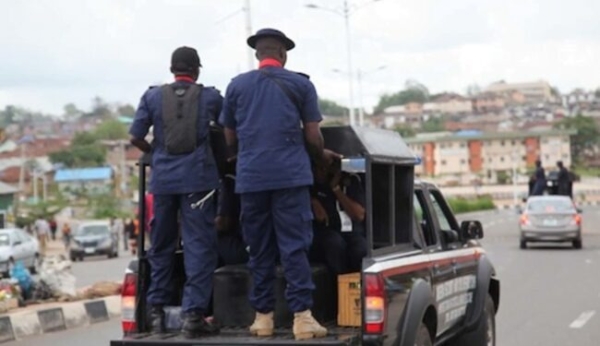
[342,0,356,126]
[357,69,364,126]
[512,150,518,207]
[244,0,254,70]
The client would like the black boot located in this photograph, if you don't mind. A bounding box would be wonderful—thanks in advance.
[182,311,220,339]
[149,306,166,334]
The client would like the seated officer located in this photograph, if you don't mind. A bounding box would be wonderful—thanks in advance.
[310,160,367,276]
[215,175,249,267]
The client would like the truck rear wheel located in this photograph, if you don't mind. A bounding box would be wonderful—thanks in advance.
[448,294,495,346]
[415,322,433,346]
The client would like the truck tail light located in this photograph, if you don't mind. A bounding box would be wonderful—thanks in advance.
[520,214,529,225]
[122,272,137,334]
[364,273,385,334]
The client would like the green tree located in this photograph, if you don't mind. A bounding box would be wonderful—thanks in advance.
[374,81,429,114]
[94,119,128,140]
[421,117,445,133]
[595,88,600,99]
[63,103,83,120]
[0,106,17,126]
[394,125,416,138]
[318,99,347,117]
[89,96,113,118]
[117,104,136,117]
[553,114,599,164]
[72,131,98,146]
[49,132,107,168]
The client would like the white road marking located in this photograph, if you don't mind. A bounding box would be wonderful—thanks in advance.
[569,311,596,329]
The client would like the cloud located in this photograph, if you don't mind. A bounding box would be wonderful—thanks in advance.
[0,0,599,114]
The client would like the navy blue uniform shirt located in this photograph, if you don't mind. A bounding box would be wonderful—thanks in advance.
[219,60,322,194]
[130,79,223,195]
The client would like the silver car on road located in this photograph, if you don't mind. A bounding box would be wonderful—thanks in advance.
[519,196,583,249]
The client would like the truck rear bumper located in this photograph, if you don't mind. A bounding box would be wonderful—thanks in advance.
[110,327,360,346]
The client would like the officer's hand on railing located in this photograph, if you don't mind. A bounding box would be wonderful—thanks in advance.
[323,149,342,166]
[227,155,237,163]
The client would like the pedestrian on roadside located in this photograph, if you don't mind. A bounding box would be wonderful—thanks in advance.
[49,218,58,241]
[219,28,338,340]
[556,161,571,197]
[530,160,546,196]
[34,217,50,256]
[62,222,72,250]
[129,46,222,338]
[123,218,131,251]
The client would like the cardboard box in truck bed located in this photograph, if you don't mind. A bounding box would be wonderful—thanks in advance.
[337,272,361,327]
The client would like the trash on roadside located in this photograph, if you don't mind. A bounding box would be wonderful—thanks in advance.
[29,279,54,302]
[81,281,122,299]
[38,255,77,298]
[0,278,22,312]
[10,261,32,299]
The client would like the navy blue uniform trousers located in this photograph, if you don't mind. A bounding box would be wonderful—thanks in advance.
[240,186,314,314]
[147,192,218,314]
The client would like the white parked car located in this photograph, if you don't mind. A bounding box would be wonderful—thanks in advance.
[0,228,40,276]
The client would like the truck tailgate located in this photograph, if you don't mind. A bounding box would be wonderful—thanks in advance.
[111,326,360,346]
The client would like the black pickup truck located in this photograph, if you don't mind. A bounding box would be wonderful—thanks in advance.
[111,126,500,346]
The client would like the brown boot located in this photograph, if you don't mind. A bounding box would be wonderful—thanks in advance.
[293,310,328,340]
[249,312,274,337]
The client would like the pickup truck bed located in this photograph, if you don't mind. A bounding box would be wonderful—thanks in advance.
[111,325,360,346]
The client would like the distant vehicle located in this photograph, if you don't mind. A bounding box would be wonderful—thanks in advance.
[0,228,40,277]
[70,221,119,261]
[519,196,583,249]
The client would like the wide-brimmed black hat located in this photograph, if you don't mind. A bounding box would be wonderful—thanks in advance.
[247,28,295,51]
[171,46,202,73]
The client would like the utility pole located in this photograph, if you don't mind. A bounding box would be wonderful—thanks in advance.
[244,0,254,71]
[33,169,38,203]
[512,150,518,207]
[120,140,127,197]
[343,0,356,126]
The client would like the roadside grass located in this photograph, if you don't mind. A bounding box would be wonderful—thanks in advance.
[573,165,600,177]
[448,195,496,214]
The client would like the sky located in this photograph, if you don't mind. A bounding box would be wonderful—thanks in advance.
[1,0,600,116]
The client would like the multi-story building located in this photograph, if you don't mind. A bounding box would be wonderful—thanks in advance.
[472,92,506,113]
[407,130,575,181]
[431,93,472,114]
[485,80,554,104]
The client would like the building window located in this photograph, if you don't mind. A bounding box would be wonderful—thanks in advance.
[488,157,493,163]
[545,155,550,160]
[522,156,527,161]
[441,160,447,165]
[460,159,466,165]
[440,143,446,149]
[500,157,505,162]
[511,140,516,146]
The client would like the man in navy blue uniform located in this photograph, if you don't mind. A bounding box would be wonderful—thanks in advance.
[129,46,221,338]
[219,28,336,340]
[310,161,367,276]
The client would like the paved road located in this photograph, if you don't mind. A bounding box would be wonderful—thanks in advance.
[71,251,134,288]
[8,208,600,345]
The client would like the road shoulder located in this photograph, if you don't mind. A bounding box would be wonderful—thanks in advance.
[0,295,120,342]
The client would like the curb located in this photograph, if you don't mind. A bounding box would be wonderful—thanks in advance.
[0,295,120,343]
